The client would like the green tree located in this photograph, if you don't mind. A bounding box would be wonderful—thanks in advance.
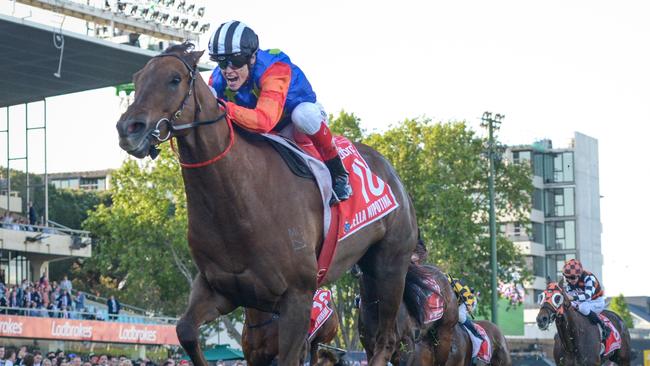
[329,110,364,142]
[49,188,110,229]
[609,294,634,329]
[364,118,533,316]
[0,167,107,229]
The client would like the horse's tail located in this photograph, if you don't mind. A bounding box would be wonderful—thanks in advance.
[403,263,438,326]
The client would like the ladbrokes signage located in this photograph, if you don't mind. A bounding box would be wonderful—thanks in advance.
[0,316,179,345]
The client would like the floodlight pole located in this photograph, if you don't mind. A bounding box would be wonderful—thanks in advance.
[481,111,504,324]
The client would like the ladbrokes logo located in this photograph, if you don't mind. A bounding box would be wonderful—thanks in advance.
[119,326,157,342]
[0,319,23,334]
[51,322,92,338]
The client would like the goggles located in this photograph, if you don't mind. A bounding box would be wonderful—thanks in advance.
[211,53,249,70]
[564,275,578,280]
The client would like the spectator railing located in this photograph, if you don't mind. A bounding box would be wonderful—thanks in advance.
[0,305,178,325]
[1,220,92,249]
[82,291,154,317]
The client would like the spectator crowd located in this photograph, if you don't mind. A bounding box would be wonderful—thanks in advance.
[0,346,190,366]
[0,272,119,321]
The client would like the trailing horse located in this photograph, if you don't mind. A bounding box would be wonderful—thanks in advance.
[116,43,419,366]
[358,264,457,366]
[536,280,632,365]
[358,263,511,366]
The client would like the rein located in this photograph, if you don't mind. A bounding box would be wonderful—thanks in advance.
[247,313,280,329]
[148,53,235,168]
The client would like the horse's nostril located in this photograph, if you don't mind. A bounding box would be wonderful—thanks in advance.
[127,122,146,135]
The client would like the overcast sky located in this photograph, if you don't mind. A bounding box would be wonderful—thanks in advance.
[2,1,649,296]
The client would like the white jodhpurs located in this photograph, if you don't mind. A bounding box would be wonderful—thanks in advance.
[291,102,328,135]
[574,296,605,316]
[459,303,468,323]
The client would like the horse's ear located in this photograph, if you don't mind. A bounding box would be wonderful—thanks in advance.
[546,276,552,285]
[558,277,565,288]
[190,50,205,67]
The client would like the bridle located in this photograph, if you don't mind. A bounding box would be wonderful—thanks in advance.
[146,53,235,168]
[538,284,567,328]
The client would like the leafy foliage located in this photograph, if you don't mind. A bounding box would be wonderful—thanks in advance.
[363,118,533,316]
[81,146,194,315]
[608,294,634,329]
[0,168,108,229]
[329,110,364,143]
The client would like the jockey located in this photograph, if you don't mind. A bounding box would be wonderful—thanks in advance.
[447,274,483,341]
[562,258,610,340]
[207,20,352,202]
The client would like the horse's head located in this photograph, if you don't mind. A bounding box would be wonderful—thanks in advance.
[536,280,570,330]
[116,42,204,159]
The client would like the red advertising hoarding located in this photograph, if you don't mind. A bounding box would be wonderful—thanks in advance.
[0,315,179,345]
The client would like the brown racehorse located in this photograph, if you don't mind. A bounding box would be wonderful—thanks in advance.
[242,305,339,366]
[358,263,457,366]
[116,43,418,366]
[536,280,632,365]
[358,263,511,366]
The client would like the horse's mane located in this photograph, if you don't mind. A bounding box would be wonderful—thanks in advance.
[161,42,199,65]
[163,41,196,55]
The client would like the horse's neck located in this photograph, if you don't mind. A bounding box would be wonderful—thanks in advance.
[176,78,262,211]
[556,307,579,354]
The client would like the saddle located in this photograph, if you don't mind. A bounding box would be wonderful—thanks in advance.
[233,125,314,179]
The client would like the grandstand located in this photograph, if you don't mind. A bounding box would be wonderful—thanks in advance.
[0,0,212,356]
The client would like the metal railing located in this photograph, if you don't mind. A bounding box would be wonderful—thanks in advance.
[82,291,151,317]
[0,305,178,325]
[1,220,92,249]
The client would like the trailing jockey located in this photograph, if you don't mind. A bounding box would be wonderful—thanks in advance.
[447,274,483,341]
[562,258,611,340]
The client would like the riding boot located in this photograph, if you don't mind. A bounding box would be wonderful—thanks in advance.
[325,155,352,202]
[306,122,352,203]
[463,319,484,341]
[587,311,611,340]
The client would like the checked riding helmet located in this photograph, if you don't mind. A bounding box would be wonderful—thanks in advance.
[208,21,259,69]
[563,258,583,278]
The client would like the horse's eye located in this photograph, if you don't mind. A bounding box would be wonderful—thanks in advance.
[170,76,182,85]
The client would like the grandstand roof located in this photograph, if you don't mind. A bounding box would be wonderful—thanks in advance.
[0,13,156,108]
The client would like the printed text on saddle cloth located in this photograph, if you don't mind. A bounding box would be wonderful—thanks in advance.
[309,289,333,340]
[334,137,399,240]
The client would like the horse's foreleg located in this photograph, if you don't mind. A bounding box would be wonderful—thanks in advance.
[407,343,433,366]
[432,326,453,366]
[277,291,313,366]
[177,274,234,366]
[360,255,410,366]
[308,341,318,366]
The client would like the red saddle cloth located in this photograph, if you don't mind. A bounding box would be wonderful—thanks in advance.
[474,323,492,363]
[423,277,444,324]
[308,289,333,340]
[598,313,622,356]
[294,134,400,284]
